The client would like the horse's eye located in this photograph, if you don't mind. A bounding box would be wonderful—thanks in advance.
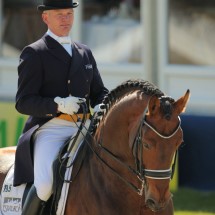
[143,142,150,149]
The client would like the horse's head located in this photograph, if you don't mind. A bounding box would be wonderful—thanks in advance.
[139,90,190,211]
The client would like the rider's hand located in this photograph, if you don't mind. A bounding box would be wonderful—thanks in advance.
[93,104,106,115]
[54,96,85,115]
[93,104,101,113]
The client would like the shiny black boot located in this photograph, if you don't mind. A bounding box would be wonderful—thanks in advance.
[22,185,45,215]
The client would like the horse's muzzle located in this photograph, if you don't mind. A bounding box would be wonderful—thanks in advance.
[146,193,173,212]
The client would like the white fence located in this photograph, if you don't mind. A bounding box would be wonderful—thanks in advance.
[0,58,18,100]
[1,58,215,116]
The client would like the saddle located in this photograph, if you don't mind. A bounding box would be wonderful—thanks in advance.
[0,120,90,215]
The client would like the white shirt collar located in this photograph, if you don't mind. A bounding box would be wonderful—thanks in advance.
[47,29,72,45]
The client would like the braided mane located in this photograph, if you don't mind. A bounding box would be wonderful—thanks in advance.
[90,79,172,134]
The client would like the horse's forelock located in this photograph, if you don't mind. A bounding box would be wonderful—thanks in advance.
[159,96,175,120]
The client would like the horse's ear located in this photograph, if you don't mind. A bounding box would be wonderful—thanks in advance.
[173,89,190,115]
[148,95,160,115]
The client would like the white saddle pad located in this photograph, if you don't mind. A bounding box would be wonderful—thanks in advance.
[0,166,26,215]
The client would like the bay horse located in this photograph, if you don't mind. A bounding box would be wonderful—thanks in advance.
[0,79,190,215]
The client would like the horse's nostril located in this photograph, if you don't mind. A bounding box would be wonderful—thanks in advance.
[146,198,156,209]
[146,198,167,212]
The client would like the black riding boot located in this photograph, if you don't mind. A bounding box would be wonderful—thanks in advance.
[22,185,45,215]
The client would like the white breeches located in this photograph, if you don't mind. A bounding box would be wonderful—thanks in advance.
[33,118,80,201]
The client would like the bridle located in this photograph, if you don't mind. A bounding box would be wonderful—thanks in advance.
[143,117,181,139]
[86,108,181,196]
[134,116,181,182]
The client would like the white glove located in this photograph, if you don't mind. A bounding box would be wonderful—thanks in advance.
[93,104,101,113]
[94,104,106,114]
[54,96,85,115]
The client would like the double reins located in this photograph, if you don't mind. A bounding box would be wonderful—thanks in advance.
[57,101,89,182]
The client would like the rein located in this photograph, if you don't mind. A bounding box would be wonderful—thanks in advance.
[58,102,89,182]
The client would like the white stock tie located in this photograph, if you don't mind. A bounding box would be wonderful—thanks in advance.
[58,37,71,45]
[58,37,72,56]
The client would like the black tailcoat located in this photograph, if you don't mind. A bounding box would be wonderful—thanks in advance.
[13,34,108,186]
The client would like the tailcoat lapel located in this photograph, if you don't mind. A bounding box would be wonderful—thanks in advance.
[68,42,84,77]
[43,34,72,64]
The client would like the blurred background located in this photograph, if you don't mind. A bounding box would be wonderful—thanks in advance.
[0,0,215,214]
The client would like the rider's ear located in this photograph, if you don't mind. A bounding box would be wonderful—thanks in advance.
[148,95,160,116]
[173,89,190,115]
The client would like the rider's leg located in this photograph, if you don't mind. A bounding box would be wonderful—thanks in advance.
[22,119,79,215]
[33,119,79,201]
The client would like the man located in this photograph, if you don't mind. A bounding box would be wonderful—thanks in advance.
[14,0,108,214]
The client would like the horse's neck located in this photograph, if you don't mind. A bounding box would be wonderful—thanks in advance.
[86,94,149,197]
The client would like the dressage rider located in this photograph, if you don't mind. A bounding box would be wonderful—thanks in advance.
[14,0,108,214]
